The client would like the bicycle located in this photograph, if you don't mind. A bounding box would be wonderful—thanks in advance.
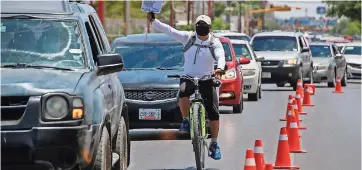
[167,74,222,170]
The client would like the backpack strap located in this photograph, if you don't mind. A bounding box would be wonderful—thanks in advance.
[208,33,217,61]
[183,32,196,52]
[182,32,218,63]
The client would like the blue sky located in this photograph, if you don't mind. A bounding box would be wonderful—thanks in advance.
[270,1,328,19]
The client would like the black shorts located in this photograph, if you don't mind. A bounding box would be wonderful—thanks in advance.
[178,78,220,120]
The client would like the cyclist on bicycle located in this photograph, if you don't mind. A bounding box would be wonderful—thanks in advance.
[147,13,225,160]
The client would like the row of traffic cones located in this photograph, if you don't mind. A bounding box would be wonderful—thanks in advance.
[243,79,315,170]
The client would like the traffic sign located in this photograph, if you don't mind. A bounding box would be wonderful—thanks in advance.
[316,7,326,15]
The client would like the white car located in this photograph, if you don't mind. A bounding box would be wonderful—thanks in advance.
[230,39,263,101]
[214,32,251,42]
[342,43,362,79]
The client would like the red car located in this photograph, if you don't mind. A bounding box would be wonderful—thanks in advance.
[218,37,250,113]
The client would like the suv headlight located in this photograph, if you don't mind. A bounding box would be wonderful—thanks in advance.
[284,59,298,65]
[45,96,69,119]
[242,69,256,76]
[317,65,328,70]
[42,93,84,121]
[222,68,237,80]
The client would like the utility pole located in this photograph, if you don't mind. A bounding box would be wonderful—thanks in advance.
[238,2,242,33]
[187,1,191,25]
[207,0,212,19]
[202,1,205,14]
[98,0,104,24]
[170,0,174,27]
[124,0,131,35]
[191,1,194,25]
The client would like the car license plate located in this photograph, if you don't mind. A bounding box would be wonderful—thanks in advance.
[139,109,161,120]
[262,72,271,78]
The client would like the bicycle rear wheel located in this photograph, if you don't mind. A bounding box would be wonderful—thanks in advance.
[191,102,205,170]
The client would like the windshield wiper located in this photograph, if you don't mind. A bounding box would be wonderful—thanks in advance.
[1,63,74,71]
[155,67,181,70]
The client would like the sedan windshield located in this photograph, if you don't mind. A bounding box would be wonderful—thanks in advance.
[231,44,252,59]
[1,19,86,69]
[113,42,184,69]
[310,45,331,57]
[252,36,297,52]
[224,36,251,42]
[343,46,362,55]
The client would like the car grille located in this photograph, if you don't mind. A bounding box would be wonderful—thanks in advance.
[348,63,361,69]
[125,90,178,101]
[262,60,281,66]
[1,96,30,121]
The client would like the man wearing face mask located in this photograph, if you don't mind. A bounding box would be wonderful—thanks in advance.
[147,13,225,160]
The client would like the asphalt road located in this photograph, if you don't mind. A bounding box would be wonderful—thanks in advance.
[127,80,361,170]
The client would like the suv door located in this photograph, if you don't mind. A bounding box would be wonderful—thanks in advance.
[298,36,310,75]
[332,44,346,77]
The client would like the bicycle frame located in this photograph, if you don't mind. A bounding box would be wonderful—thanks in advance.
[189,77,207,139]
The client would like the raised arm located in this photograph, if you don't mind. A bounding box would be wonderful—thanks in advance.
[148,13,190,45]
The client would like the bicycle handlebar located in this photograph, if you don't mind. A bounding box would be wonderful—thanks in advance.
[167,74,222,87]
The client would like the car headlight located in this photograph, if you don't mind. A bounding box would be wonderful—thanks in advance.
[284,59,298,65]
[45,96,69,119]
[222,68,236,80]
[317,65,328,70]
[242,69,256,76]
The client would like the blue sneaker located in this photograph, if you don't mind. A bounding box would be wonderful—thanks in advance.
[209,142,221,160]
[179,119,190,133]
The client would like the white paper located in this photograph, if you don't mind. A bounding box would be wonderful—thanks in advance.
[141,0,163,14]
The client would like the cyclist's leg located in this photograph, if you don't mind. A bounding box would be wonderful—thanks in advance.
[179,78,195,133]
[199,80,221,160]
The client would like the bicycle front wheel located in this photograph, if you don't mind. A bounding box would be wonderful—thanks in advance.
[191,102,205,170]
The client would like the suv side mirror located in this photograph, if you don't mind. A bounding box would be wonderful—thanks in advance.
[238,57,251,65]
[96,53,124,76]
[335,53,343,59]
[301,47,310,53]
[255,57,265,62]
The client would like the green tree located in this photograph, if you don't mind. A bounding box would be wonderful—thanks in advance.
[331,18,361,35]
[326,1,361,22]
[212,17,230,30]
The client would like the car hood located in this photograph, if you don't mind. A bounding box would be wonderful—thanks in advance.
[344,55,362,64]
[254,51,299,60]
[118,69,183,89]
[1,69,83,96]
[312,57,333,65]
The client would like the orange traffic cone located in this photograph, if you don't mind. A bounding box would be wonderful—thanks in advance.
[296,79,304,98]
[280,95,294,121]
[333,76,344,93]
[295,90,307,115]
[307,84,316,95]
[302,85,314,106]
[265,164,273,170]
[288,115,307,153]
[287,104,306,130]
[274,127,300,169]
[254,140,265,170]
[244,149,257,170]
[293,99,306,117]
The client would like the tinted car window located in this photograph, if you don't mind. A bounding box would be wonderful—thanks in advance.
[224,36,251,42]
[310,45,331,57]
[252,36,297,52]
[221,42,233,61]
[1,19,86,69]
[113,42,184,69]
[231,43,252,59]
[343,46,362,55]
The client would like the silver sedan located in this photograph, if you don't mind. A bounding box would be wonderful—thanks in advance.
[310,43,348,87]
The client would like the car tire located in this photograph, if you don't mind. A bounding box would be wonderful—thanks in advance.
[292,66,303,91]
[341,68,347,87]
[327,69,336,88]
[232,95,243,113]
[95,128,112,170]
[258,85,262,99]
[248,87,259,101]
[114,117,128,170]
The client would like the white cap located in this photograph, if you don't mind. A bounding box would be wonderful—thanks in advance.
[195,15,212,25]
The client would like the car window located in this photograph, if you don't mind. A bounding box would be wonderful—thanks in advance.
[1,19,86,69]
[252,36,298,52]
[221,42,233,61]
[113,42,184,69]
[223,36,251,42]
[343,46,362,55]
[231,43,252,59]
[310,45,331,58]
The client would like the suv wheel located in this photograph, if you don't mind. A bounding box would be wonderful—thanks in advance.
[95,128,112,170]
[114,117,128,170]
[327,69,336,87]
[292,67,303,91]
[248,87,259,101]
[341,69,347,87]
[258,85,262,99]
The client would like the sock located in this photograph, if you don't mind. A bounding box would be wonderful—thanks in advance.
[211,138,217,143]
